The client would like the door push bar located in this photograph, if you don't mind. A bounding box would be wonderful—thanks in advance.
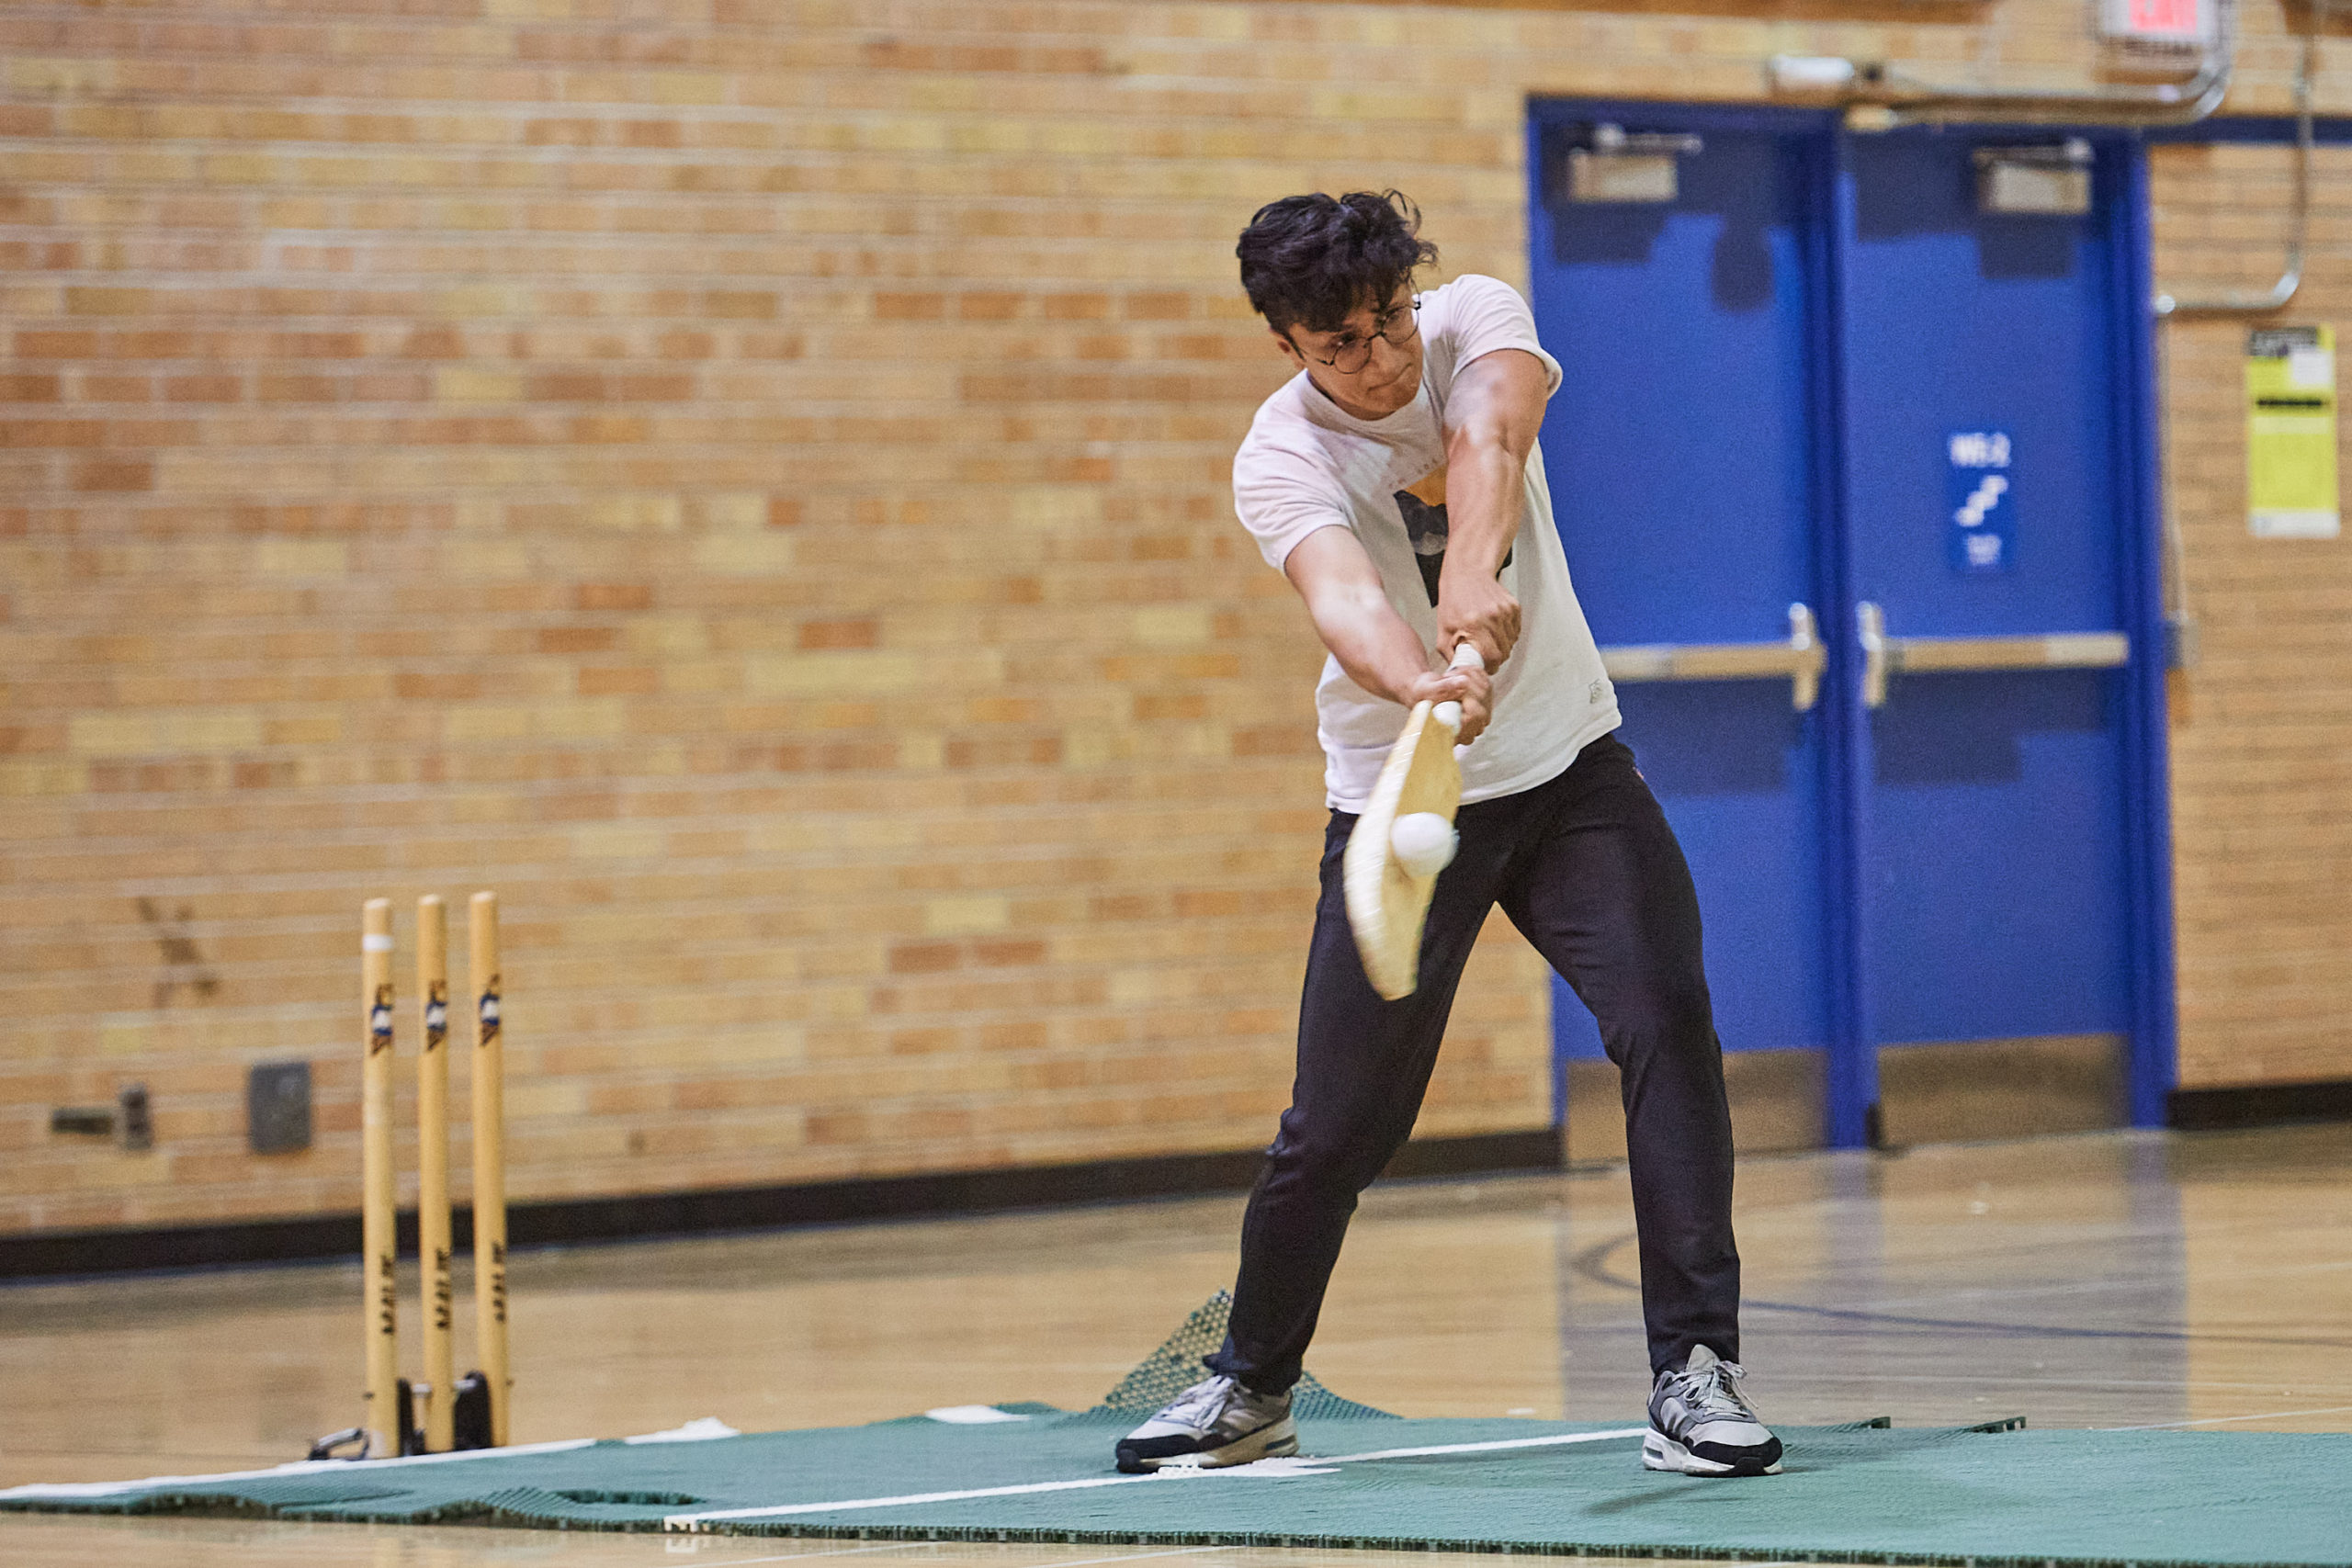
[1599,604,1828,712]
[1856,601,2130,709]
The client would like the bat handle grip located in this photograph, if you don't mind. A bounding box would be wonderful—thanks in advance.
[1430,642,1486,734]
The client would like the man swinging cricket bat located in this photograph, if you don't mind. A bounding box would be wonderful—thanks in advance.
[1113,192,1781,1480]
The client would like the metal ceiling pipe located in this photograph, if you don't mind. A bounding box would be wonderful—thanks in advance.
[2154,10,2315,316]
[1871,40,2233,129]
[1768,0,2235,130]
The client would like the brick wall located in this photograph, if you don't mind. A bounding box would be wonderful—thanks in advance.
[2152,136,2352,1090]
[1,0,2343,1237]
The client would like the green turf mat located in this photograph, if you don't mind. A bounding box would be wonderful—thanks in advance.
[7,1410,2350,1565]
[6,1294,2348,1565]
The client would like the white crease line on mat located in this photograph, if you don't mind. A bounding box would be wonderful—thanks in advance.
[2103,1403,2352,1431]
[700,1546,952,1564]
[661,1427,1651,1531]
[702,1555,1216,1568]
[700,1550,1002,1566]
[0,1438,600,1501]
[1305,1429,1647,1464]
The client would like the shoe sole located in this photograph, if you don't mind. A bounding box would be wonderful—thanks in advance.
[1642,1430,1781,1477]
[1116,1416,1300,1473]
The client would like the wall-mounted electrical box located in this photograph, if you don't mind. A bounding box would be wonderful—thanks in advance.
[1555,123,1704,205]
[248,1060,312,1154]
[1974,141,2094,217]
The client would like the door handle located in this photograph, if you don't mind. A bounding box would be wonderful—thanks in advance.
[1599,603,1827,712]
[1859,601,1889,709]
[1857,600,2128,710]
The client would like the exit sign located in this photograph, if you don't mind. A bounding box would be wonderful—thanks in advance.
[2099,0,2215,47]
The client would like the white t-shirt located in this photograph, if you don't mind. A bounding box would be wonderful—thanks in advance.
[1233,273,1620,811]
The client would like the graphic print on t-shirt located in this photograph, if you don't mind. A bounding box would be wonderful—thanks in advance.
[1392,463,1510,606]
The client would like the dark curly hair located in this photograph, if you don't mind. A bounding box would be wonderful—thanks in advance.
[1236,190,1439,335]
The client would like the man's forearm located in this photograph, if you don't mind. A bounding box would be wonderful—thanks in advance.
[1432,348,1545,664]
[1306,581,1435,705]
[1281,524,1497,739]
[1435,435,1522,592]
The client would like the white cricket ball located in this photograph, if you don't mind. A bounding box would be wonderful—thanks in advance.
[1390,812,1458,877]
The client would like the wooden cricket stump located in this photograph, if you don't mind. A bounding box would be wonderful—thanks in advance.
[358,899,400,1459]
[416,896,455,1453]
[470,890,512,1449]
[315,891,511,1461]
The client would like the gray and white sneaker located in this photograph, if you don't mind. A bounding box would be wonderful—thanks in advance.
[1114,1373,1297,1472]
[1645,1345,1782,1476]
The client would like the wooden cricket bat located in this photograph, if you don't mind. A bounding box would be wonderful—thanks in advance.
[1342,642,1485,1000]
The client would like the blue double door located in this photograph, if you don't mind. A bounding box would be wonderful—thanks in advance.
[1528,104,2173,1146]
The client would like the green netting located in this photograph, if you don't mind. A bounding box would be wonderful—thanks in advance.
[1090,1289,1396,1421]
[6,1294,2350,1567]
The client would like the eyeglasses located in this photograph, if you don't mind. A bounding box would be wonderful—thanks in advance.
[1295,296,1419,374]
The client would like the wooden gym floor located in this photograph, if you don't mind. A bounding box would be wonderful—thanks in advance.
[3,1122,2347,1565]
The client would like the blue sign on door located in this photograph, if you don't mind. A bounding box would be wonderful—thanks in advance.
[1947,429,2014,573]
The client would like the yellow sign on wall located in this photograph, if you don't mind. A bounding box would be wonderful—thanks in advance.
[2245,325,2341,539]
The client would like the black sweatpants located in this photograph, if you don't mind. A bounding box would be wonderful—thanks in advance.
[1206,732,1741,1390]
